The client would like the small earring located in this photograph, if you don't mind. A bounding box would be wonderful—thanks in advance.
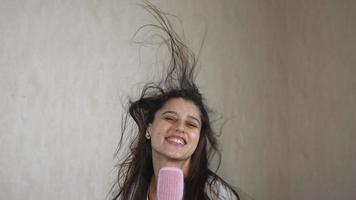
[145,131,151,139]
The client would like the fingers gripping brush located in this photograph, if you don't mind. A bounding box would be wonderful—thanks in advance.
[157,167,184,200]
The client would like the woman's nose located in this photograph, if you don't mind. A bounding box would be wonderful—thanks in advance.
[175,121,185,133]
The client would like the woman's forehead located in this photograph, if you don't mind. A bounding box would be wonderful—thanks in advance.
[158,98,201,118]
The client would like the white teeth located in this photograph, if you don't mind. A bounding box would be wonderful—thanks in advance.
[167,137,185,145]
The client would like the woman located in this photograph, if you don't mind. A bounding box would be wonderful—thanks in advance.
[111,2,240,200]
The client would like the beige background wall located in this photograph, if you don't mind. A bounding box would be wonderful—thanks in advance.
[215,1,289,199]
[287,1,356,199]
[0,0,355,200]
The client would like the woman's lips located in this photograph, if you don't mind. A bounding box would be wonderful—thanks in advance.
[165,136,186,146]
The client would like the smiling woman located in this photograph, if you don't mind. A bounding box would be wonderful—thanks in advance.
[148,98,201,175]
[110,2,240,200]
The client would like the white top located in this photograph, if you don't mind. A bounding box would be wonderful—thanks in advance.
[206,179,238,200]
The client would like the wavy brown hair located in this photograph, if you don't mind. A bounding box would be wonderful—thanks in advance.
[111,2,239,200]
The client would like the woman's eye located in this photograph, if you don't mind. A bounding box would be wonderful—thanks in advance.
[187,123,198,128]
[164,116,175,121]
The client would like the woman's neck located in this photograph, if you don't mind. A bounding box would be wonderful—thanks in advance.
[148,176,157,200]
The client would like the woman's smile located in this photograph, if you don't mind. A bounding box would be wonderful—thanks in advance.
[165,135,186,146]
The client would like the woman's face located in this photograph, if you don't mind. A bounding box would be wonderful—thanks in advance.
[148,98,201,163]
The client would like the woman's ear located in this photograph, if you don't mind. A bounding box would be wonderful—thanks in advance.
[145,124,152,139]
[147,124,152,133]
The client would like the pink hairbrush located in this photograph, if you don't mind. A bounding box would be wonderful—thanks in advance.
[157,167,184,200]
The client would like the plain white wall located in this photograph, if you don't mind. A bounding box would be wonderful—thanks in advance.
[0,1,138,199]
[1,0,355,200]
[0,0,255,199]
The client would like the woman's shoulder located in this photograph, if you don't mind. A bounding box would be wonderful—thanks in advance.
[205,176,254,200]
[205,176,238,200]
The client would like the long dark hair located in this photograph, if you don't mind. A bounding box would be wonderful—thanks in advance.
[111,2,239,200]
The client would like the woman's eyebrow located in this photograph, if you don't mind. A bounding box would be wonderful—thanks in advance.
[162,111,201,124]
[161,111,177,115]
